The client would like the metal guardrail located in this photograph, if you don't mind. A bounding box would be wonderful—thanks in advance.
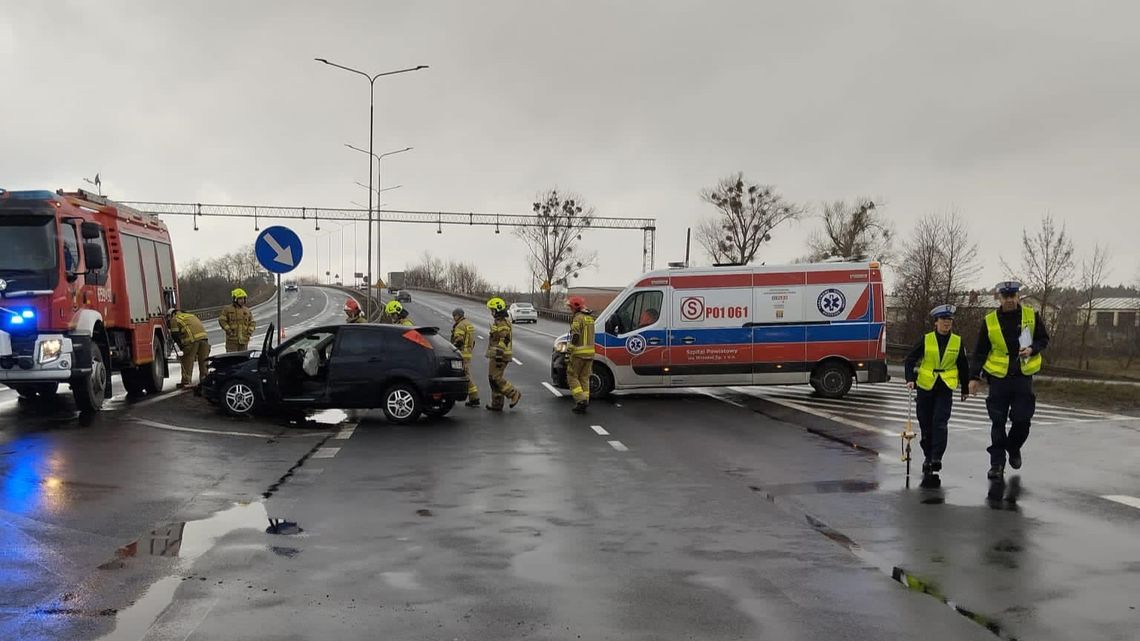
[409,287,572,324]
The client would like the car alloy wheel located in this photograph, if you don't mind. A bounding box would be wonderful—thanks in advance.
[225,382,256,414]
[387,388,416,420]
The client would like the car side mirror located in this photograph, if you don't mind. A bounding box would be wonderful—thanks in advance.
[81,222,102,240]
[83,242,105,271]
[605,316,620,335]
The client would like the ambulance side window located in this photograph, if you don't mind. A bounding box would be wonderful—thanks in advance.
[609,290,663,335]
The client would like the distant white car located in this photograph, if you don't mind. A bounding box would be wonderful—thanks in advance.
[284,283,299,292]
[508,302,538,324]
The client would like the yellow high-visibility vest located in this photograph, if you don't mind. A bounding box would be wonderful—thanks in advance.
[916,331,961,391]
[983,306,1043,377]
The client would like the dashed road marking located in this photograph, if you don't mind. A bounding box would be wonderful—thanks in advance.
[607,440,629,452]
[541,382,563,397]
[129,388,191,409]
[590,425,609,436]
[512,358,523,366]
[1103,495,1140,510]
[312,447,341,459]
[334,425,357,440]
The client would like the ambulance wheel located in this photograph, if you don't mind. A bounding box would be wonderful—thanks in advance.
[142,335,167,394]
[811,360,853,399]
[73,346,110,413]
[590,363,614,399]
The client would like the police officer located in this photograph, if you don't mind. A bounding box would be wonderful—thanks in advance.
[485,297,521,411]
[565,296,596,414]
[968,281,1050,480]
[167,308,210,389]
[344,298,365,323]
[904,304,970,488]
[451,308,480,407]
[219,288,255,352]
[384,300,414,326]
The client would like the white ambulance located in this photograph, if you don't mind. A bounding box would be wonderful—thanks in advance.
[551,261,888,398]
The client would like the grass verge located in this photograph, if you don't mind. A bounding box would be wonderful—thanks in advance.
[1034,379,1140,414]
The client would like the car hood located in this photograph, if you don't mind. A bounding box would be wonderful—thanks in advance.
[207,350,258,370]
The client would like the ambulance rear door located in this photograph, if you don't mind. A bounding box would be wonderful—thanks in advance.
[748,270,809,384]
[667,273,753,387]
[599,288,669,388]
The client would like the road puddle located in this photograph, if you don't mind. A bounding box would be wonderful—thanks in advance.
[91,502,281,641]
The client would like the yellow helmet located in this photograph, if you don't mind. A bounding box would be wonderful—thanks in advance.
[231,288,248,299]
[385,300,404,315]
[486,297,507,312]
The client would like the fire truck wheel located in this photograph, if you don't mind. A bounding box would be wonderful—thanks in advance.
[142,335,167,394]
[221,379,258,417]
[810,360,853,399]
[12,383,59,399]
[121,369,148,397]
[73,346,110,413]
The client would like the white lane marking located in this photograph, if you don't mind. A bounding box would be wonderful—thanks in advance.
[129,388,191,408]
[695,387,747,408]
[722,387,898,437]
[478,335,486,340]
[130,418,318,439]
[1103,495,1140,510]
[541,382,563,397]
[334,426,357,440]
[607,440,629,452]
[312,447,341,458]
[590,425,609,436]
[512,358,523,366]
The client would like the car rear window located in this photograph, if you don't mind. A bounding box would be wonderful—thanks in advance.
[427,333,458,355]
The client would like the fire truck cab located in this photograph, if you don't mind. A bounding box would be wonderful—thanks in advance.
[0,188,178,412]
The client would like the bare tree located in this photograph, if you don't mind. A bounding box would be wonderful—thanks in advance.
[516,189,598,307]
[805,199,894,263]
[894,214,946,342]
[696,173,802,264]
[1075,245,1112,369]
[939,209,981,302]
[1001,214,1075,327]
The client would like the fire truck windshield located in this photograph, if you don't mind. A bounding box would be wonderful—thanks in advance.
[0,214,59,289]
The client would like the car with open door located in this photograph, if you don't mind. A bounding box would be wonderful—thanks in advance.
[200,323,469,424]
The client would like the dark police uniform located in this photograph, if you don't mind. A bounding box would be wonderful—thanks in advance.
[971,282,1049,476]
[904,305,970,478]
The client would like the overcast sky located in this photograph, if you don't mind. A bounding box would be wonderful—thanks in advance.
[2,1,1137,291]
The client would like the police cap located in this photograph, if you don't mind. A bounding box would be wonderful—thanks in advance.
[930,304,956,319]
[994,280,1022,295]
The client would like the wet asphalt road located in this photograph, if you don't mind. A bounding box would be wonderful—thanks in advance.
[2,287,1139,640]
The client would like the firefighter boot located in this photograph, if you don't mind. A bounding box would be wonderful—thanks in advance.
[572,401,588,414]
[509,390,522,408]
[465,398,481,408]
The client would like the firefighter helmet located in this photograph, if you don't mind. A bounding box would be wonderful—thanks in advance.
[452,307,465,319]
[231,288,248,299]
[344,298,361,314]
[486,297,507,312]
[385,300,404,316]
[567,296,587,312]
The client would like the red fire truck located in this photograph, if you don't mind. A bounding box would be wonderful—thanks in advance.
[0,188,178,411]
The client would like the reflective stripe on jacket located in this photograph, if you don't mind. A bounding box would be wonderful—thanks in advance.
[452,318,477,359]
[916,332,961,391]
[219,304,255,343]
[983,306,1042,377]
[486,318,513,360]
[172,312,208,348]
[569,311,596,358]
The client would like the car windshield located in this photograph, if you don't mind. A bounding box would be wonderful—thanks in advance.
[515,303,534,309]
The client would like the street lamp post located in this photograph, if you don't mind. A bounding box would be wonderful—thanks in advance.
[315,58,427,315]
[346,145,412,287]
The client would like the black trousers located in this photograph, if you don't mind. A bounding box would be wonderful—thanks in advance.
[916,384,953,464]
[985,375,1036,466]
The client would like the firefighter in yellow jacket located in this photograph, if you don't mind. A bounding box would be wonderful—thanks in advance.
[485,297,521,411]
[385,300,414,326]
[565,296,596,414]
[219,288,255,352]
[451,307,480,407]
[167,308,210,389]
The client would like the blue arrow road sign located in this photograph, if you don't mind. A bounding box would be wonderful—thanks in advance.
[255,226,303,274]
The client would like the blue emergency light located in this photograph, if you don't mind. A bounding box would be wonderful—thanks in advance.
[3,308,36,332]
